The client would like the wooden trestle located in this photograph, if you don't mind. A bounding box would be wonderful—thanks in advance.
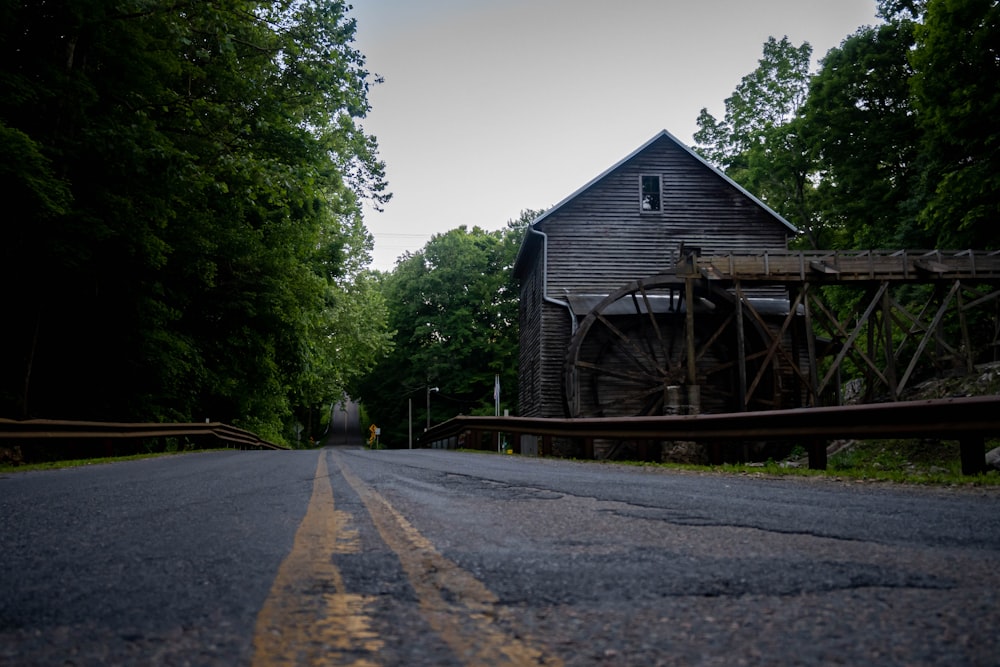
[676,250,1000,407]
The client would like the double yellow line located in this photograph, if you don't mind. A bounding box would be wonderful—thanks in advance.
[252,450,561,666]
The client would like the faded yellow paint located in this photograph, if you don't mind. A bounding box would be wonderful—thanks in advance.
[252,451,383,667]
[335,451,562,667]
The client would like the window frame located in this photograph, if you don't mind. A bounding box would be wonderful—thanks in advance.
[639,174,662,213]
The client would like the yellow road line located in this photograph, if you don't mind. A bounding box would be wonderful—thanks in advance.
[252,451,383,667]
[335,451,562,667]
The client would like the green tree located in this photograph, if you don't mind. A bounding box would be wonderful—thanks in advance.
[0,1,389,441]
[694,37,817,245]
[803,8,924,248]
[293,214,393,440]
[911,0,1000,248]
[356,216,534,446]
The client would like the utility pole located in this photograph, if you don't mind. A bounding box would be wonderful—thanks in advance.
[426,386,439,431]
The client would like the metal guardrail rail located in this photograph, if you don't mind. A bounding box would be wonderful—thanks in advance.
[0,418,287,451]
[420,396,1000,475]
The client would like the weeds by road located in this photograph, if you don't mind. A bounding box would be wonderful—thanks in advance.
[612,438,1000,487]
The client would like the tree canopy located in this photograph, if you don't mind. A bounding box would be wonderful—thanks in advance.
[695,0,1000,253]
[803,12,923,248]
[911,0,1000,248]
[0,1,390,442]
[694,37,817,245]
[353,213,535,446]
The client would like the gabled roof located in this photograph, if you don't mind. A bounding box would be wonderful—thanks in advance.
[530,129,798,232]
[513,129,797,279]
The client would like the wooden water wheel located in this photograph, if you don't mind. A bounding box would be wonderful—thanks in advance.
[563,275,779,418]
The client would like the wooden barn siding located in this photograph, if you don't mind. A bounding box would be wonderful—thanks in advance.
[516,253,575,419]
[539,136,789,294]
[517,258,543,417]
[536,301,573,418]
[525,135,793,419]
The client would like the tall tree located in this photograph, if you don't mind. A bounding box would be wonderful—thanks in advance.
[0,1,389,441]
[293,214,393,439]
[910,0,1000,248]
[356,216,534,446]
[694,37,817,245]
[803,8,924,248]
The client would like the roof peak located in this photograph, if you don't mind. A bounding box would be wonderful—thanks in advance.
[528,129,797,234]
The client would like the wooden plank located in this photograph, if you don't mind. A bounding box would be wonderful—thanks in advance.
[683,250,1000,284]
[810,260,840,275]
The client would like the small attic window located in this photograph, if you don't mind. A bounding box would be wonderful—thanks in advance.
[640,175,661,212]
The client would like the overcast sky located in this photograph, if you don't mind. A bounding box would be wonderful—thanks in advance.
[349,0,881,271]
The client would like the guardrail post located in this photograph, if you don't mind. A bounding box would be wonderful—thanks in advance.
[583,437,594,460]
[959,436,986,475]
[541,434,552,457]
[808,440,828,470]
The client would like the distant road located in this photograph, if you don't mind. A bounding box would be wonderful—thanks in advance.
[2,449,999,665]
[326,398,363,447]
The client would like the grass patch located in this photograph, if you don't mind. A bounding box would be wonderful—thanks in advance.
[605,438,1000,486]
[0,449,225,474]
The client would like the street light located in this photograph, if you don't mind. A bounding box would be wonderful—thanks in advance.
[426,386,439,431]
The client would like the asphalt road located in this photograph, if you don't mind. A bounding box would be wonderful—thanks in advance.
[1,447,998,666]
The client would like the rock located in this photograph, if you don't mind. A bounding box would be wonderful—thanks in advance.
[0,445,24,466]
[661,441,709,465]
[987,446,1000,471]
[842,378,865,404]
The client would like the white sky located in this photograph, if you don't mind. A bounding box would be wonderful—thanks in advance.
[349,0,881,271]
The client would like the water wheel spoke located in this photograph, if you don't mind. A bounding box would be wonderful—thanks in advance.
[635,285,669,363]
[639,391,666,416]
[594,312,665,376]
[702,358,737,376]
[576,360,662,386]
[594,383,666,416]
[566,275,777,419]
[693,312,735,363]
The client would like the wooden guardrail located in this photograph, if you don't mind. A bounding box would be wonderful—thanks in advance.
[0,418,287,463]
[420,396,1000,475]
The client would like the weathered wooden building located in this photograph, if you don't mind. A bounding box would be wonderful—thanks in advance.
[513,130,798,427]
